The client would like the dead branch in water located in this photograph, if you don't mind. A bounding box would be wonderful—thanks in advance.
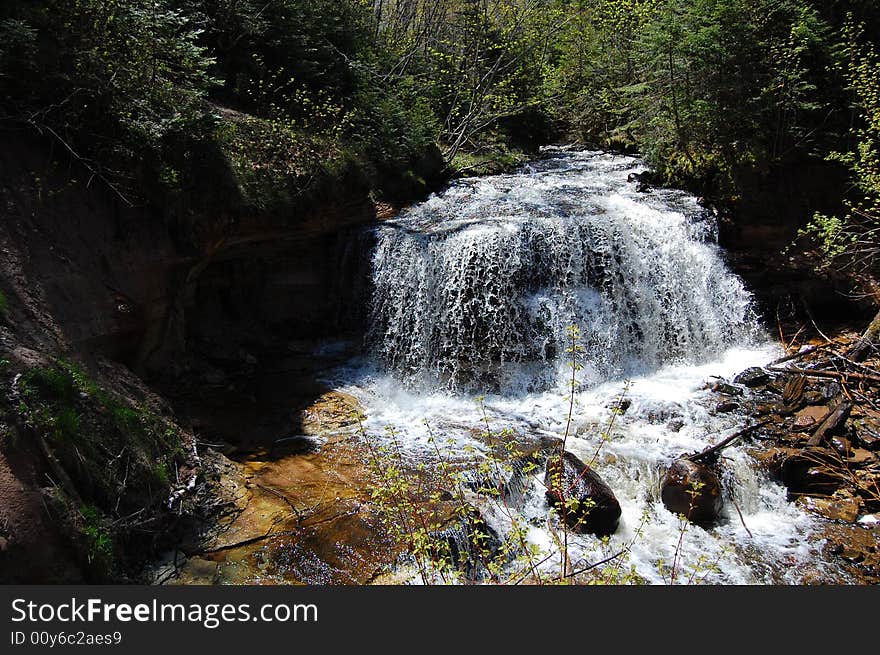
[688,421,772,463]
[768,345,821,367]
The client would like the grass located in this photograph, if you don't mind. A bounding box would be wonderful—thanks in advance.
[80,504,114,567]
[3,357,190,578]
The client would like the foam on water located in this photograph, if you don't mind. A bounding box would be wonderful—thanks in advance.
[329,148,830,584]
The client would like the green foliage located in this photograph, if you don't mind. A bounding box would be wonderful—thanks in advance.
[3,0,880,270]
[2,357,191,578]
[800,17,880,277]
[80,504,114,566]
[0,0,219,196]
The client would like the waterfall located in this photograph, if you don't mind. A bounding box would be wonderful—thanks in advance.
[331,149,826,584]
[367,148,759,392]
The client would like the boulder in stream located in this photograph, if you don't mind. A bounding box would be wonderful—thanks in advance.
[660,459,723,524]
[544,451,621,537]
[734,367,770,388]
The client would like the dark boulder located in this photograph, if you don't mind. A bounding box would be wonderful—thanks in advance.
[734,367,770,387]
[544,451,621,537]
[627,172,652,193]
[660,459,723,524]
[710,381,744,396]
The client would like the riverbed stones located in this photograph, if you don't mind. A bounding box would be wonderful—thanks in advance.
[734,367,770,387]
[848,448,876,466]
[544,451,621,537]
[758,446,844,496]
[709,380,743,396]
[830,436,852,455]
[794,405,830,429]
[854,418,880,450]
[660,459,723,524]
[797,494,861,523]
[667,418,686,433]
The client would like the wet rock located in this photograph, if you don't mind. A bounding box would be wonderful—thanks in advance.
[667,418,686,433]
[710,381,743,396]
[431,504,503,581]
[734,367,770,387]
[818,522,880,583]
[645,404,684,424]
[830,436,852,456]
[628,172,652,193]
[660,459,723,524]
[714,401,739,414]
[544,451,621,537]
[858,514,880,527]
[803,391,825,405]
[299,391,360,435]
[760,446,842,496]
[754,403,777,416]
[797,495,861,523]
[794,405,830,430]
[848,448,876,466]
[854,419,880,450]
[821,382,842,403]
[789,432,813,445]
[801,467,843,497]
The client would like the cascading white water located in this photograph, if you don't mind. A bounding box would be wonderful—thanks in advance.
[368,149,758,392]
[329,148,837,584]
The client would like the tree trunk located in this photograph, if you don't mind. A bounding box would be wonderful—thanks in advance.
[848,309,880,362]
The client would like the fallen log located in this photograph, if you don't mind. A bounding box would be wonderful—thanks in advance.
[848,309,880,363]
[768,365,880,386]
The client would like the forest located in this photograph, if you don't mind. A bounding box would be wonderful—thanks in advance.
[1,0,878,278]
[1,1,879,586]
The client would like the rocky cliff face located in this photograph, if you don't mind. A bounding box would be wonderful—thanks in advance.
[0,132,392,581]
[1,134,381,374]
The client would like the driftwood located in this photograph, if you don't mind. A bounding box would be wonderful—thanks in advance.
[806,401,852,447]
[688,421,772,463]
[768,365,880,386]
[768,345,820,367]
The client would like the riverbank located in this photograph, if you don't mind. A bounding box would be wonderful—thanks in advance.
[709,326,880,583]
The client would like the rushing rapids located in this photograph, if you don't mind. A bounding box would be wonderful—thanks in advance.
[326,149,841,584]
